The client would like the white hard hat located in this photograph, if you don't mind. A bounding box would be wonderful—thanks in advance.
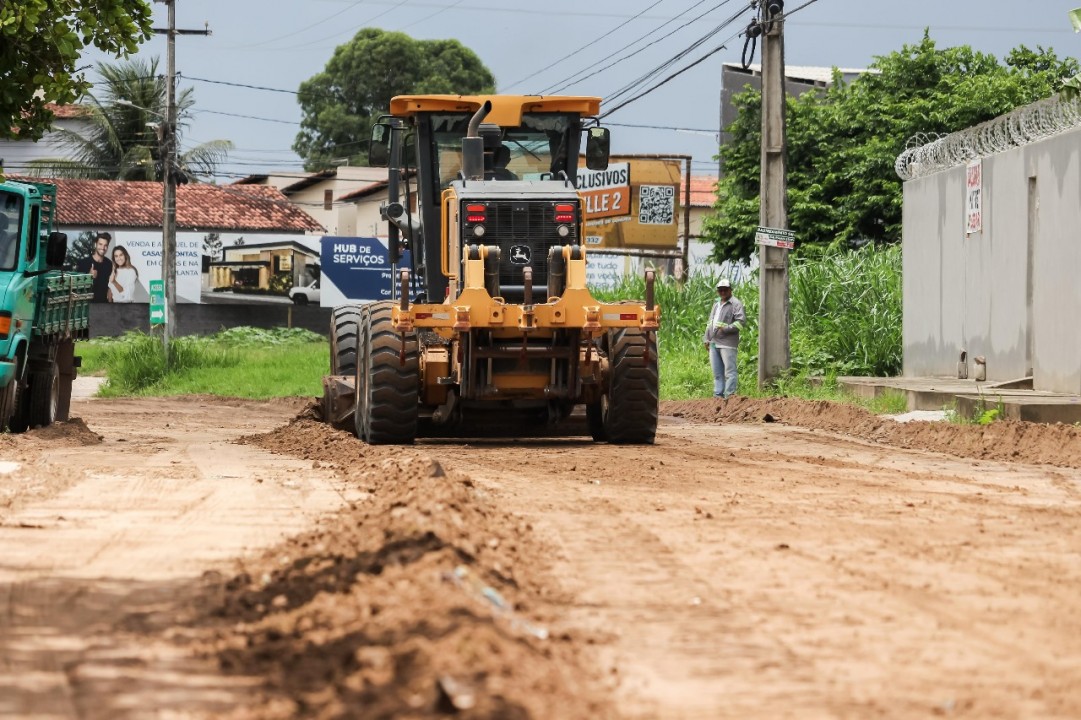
[716,278,731,288]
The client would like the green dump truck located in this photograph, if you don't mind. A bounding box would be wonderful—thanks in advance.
[0,180,91,432]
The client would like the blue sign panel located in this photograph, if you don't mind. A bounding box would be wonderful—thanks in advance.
[319,236,412,306]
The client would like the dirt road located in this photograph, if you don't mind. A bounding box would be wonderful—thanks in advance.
[2,395,1081,718]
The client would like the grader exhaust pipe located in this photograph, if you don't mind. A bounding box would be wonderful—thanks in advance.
[462,100,493,181]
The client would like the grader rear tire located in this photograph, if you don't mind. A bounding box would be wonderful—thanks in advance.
[354,301,418,444]
[589,328,658,444]
[330,305,363,377]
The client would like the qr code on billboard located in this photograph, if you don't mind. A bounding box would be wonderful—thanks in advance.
[639,185,674,225]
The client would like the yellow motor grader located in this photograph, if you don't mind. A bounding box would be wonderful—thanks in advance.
[322,95,660,444]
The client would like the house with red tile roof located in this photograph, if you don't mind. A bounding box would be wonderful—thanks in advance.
[13,176,324,302]
[46,177,323,233]
[679,175,717,239]
[2,105,92,175]
[234,166,388,236]
[676,174,750,280]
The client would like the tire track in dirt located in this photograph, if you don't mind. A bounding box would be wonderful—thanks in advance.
[425,416,1081,719]
[0,398,350,719]
[6,395,1081,718]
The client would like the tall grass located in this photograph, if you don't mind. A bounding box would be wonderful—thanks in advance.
[593,244,902,400]
[81,328,326,398]
[79,248,901,404]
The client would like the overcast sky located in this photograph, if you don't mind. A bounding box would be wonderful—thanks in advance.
[88,0,1080,181]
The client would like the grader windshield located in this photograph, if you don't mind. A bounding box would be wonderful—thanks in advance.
[431,112,577,187]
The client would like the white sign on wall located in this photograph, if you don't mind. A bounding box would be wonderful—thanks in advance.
[966,160,983,235]
[586,253,627,290]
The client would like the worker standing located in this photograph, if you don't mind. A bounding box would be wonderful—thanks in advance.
[702,278,746,398]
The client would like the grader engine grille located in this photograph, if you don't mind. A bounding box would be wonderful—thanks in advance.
[461,199,579,300]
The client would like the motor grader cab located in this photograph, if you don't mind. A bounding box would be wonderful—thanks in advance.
[323,95,660,444]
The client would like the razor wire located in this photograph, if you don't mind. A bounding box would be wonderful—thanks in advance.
[895,94,1081,181]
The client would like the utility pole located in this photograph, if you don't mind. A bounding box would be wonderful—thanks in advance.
[757,0,790,387]
[153,0,209,358]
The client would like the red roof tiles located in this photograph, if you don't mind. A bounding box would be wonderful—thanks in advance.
[46,104,90,120]
[27,178,323,232]
[680,176,718,208]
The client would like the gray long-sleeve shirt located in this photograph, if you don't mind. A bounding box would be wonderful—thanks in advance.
[703,296,746,349]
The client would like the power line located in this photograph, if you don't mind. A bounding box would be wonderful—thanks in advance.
[499,0,671,93]
[602,3,747,106]
[396,0,467,32]
[781,0,820,20]
[196,109,300,125]
[184,75,300,95]
[608,121,716,132]
[234,0,369,50]
[602,30,741,118]
[539,0,729,95]
[247,0,410,53]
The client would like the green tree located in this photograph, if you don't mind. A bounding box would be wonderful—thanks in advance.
[704,35,1080,262]
[0,0,152,149]
[28,57,233,181]
[202,232,222,261]
[294,28,495,171]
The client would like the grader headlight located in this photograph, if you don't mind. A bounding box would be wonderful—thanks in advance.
[464,203,487,239]
[554,202,576,239]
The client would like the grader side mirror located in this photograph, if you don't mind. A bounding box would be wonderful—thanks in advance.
[585,127,610,171]
[369,123,391,167]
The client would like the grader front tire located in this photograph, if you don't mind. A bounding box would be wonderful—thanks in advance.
[590,328,658,444]
[354,301,418,445]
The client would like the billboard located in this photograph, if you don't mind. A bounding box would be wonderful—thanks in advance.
[319,236,413,306]
[65,228,202,304]
[577,157,682,250]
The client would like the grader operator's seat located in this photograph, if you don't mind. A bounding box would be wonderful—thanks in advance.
[488,145,517,181]
[478,123,517,181]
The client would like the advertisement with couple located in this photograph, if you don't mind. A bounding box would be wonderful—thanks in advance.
[73,231,148,303]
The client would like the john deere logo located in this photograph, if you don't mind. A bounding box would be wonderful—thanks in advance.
[510,245,531,265]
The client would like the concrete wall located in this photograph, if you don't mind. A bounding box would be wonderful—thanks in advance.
[89,302,332,339]
[902,128,1081,393]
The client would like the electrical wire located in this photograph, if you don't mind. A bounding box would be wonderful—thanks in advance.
[233,0,370,50]
[780,0,820,19]
[538,0,730,95]
[602,3,747,106]
[601,24,746,118]
[499,0,671,93]
[183,76,300,95]
[608,121,716,132]
[195,109,300,125]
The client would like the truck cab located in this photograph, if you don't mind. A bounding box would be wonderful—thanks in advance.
[0,180,91,431]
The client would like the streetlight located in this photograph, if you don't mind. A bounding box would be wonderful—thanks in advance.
[116,98,177,358]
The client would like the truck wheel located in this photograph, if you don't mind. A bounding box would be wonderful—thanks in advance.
[28,362,59,429]
[330,304,363,377]
[591,328,658,444]
[9,377,30,433]
[354,301,418,444]
[55,339,76,422]
[293,294,308,305]
[0,381,16,432]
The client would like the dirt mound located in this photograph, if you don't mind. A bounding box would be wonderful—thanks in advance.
[664,396,1081,467]
[26,417,104,445]
[205,420,611,719]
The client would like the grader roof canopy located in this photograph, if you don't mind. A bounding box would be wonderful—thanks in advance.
[389,95,602,126]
